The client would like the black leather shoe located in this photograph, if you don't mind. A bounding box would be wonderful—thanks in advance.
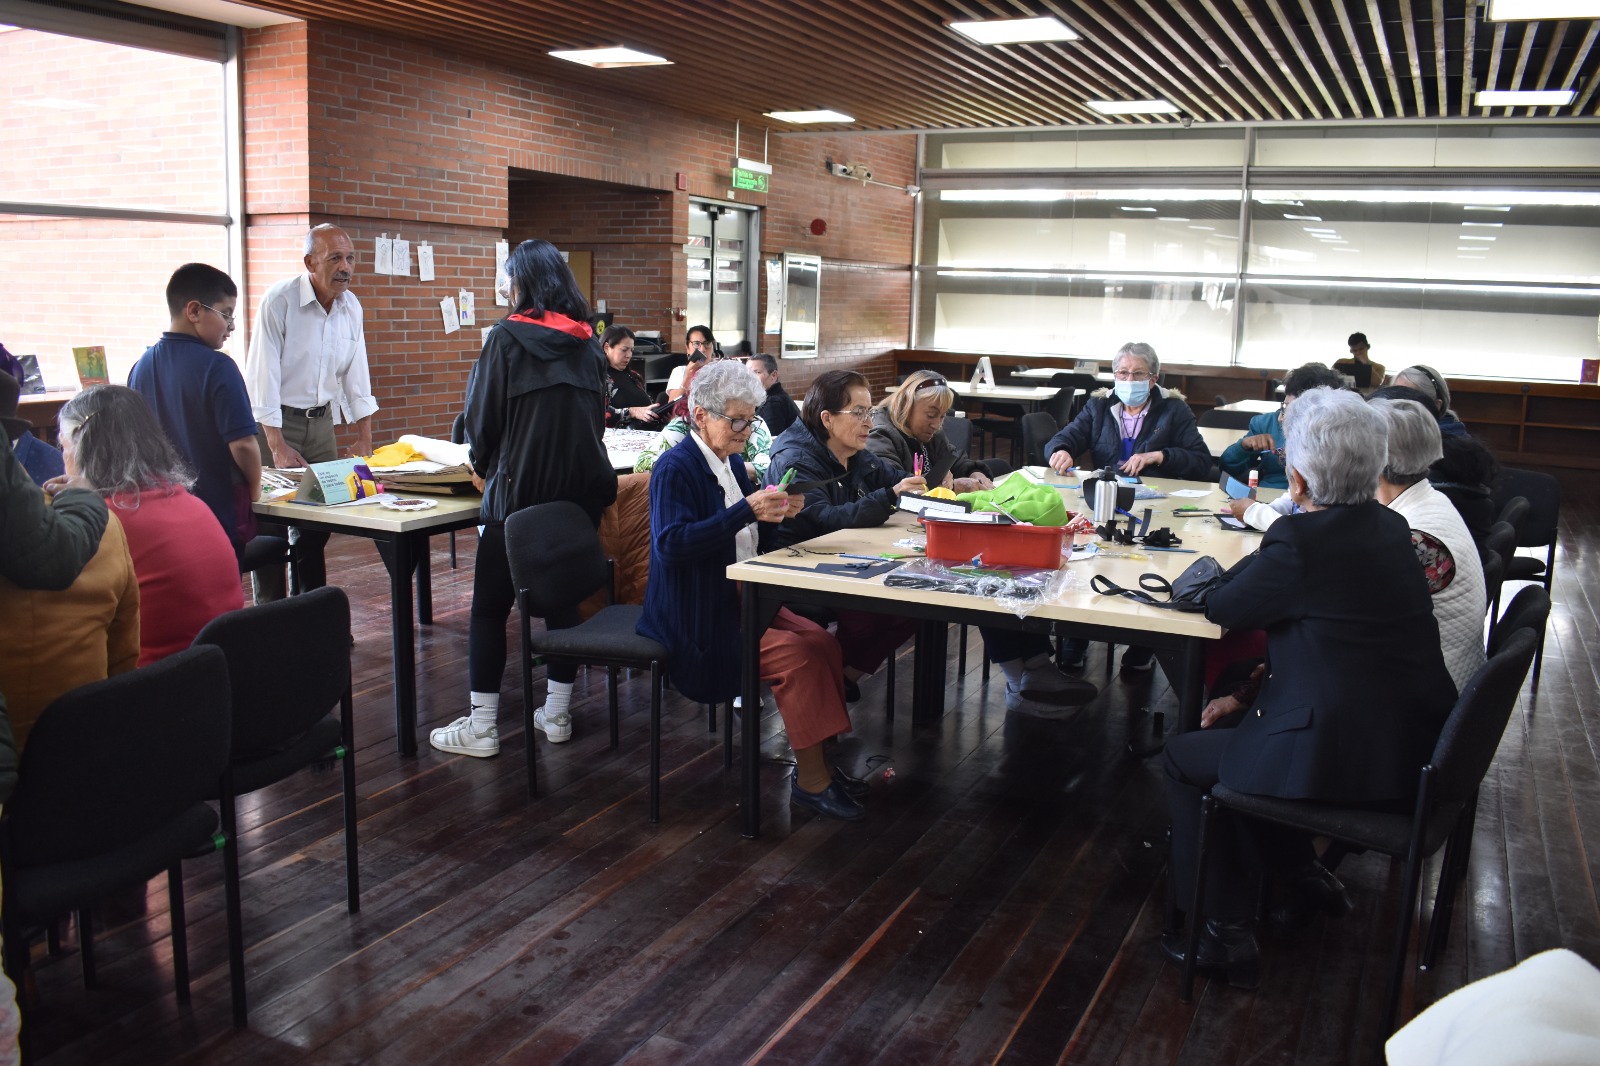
[1269,860,1354,931]
[844,679,862,703]
[790,779,865,822]
[1120,646,1156,675]
[831,765,871,798]
[1159,919,1260,990]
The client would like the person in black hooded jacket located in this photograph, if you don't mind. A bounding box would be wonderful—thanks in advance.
[431,239,618,761]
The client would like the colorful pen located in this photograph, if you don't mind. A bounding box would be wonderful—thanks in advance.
[913,453,923,478]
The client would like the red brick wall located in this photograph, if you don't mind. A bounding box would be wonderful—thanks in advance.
[238,21,916,441]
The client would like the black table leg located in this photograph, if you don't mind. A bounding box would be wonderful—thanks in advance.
[1175,636,1206,733]
[741,583,763,838]
[389,533,419,756]
[416,537,432,625]
[911,620,949,726]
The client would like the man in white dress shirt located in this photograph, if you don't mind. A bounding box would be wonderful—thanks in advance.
[246,223,379,589]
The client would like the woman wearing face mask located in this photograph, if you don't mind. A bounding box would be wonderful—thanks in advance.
[1045,342,1211,481]
[1046,342,1212,674]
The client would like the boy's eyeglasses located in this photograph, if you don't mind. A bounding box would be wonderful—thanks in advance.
[200,303,235,328]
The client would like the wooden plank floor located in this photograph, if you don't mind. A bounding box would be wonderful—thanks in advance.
[24,470,1600,1065]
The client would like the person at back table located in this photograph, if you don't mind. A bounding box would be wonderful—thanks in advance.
[0,370,64,487]
[128,263,265,585]
[1218,362,1346,490]
[1333,331,1385,392]
[1047,341,1211,674]
[748,352,800,437]
[50,385,242,667]
[244,224,378,590]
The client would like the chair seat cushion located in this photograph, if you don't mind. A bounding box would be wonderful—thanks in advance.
[9,803,219,923]
[224,716,344,797]
[1211,784,1460,858]
[1505,556,1546,581]
[527,604,667,664]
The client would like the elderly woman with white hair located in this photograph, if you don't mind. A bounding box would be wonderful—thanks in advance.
[637,360,867,822]
[1372,397,1487,692]
[1159,387,1457,988]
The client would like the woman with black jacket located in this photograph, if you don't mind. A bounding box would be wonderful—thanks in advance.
[1044,342,1211,482]
[431,239,618,760]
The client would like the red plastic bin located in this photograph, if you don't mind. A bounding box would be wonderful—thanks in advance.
[921,519,1068,569]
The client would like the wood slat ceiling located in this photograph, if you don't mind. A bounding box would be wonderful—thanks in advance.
[237,0,1600,128]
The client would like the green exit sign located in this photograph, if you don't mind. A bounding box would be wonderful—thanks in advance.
[731,167,769,193]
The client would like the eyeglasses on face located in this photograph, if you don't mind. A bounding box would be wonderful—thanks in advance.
[710,411,755,433]
[1113,370,1151,381]
[830,407,874,422]
[200,303,235,327]
[687,338,712,350]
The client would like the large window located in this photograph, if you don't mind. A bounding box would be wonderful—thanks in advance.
[916,126,1600,381]
[0,12,237,388]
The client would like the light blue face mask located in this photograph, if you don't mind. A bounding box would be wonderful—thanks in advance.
[1114,379,1151,407]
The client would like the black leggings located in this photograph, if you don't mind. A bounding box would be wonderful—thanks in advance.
[469,522,579,692]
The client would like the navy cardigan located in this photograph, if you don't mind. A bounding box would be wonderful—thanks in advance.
[636,433,759,704]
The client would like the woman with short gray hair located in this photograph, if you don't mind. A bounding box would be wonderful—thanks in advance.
[1158,384,1457,986]
[1372,397,1487,691]
[638,360,867,821]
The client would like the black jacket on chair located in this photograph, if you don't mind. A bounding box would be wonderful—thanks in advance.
[1206,500,1457,806]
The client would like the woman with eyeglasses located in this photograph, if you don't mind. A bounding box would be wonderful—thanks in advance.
[1048,342,1212,674]
[637,361,866,821]
[665,324,717,401]
[1044,342,1211,482]
[633,356,774,480]
[1218,362,1346,492]
[866,369,995,494]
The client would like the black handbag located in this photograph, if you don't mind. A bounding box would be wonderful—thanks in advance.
[1089,555,1225,613]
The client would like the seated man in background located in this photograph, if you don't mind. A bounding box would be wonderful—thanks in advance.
[1334,331,1385,391]
[1218,362,1346,490]
[0,370,64,487]
[749,353,800,437]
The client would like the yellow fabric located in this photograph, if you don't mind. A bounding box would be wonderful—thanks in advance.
[924,486,958,499]
[0,509,141,749]
[367,442,425,467]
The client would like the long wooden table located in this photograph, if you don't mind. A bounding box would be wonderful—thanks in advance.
[254,493,484,755]
[727,475,1263,837]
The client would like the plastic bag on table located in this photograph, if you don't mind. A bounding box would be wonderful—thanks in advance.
[884,558,1080,619]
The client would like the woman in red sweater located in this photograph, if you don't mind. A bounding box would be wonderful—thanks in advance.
[54,385,243,665]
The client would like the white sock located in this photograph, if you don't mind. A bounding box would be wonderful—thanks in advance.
[544,680,573,717]
[469,691,498,731]
[996,658,1026,684]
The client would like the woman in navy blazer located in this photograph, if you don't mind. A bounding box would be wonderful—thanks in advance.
[637,361,867,821]
[1161,387,1457,988]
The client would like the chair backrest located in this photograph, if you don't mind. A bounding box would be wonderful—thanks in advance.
[1495,494,1529,531]
[1489,585,1550,659]
[1482,520,1515,568]
[1492,468,1560,549]
[192,587,351,759]
[504,501,609,616]
[942,414,973,457]
[1196,408,1255,430]
[5,646,231,868]
[1429,629,1535,808]
[450,412,467,446]
[1020,411,1058,467]
[1480,549,1504,615]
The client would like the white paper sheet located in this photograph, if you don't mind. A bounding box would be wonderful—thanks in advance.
[374,236,393,276]
[393,238,412,277]
[458,290,475,326]
[494,240,510,306]
[439,296,460,334]
[1168,488,1213,498]
[417,242,435,282]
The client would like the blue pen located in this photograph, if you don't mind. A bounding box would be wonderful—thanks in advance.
[840,553,888,563]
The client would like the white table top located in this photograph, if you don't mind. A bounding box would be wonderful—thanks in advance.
[1199,425,1242,457]
[729,475,1263,640]
[885,381,1062,402]
[1214,398,1281,414]
[603,427,656,474]
[1008,367,1114,384]
[254,491,482,534]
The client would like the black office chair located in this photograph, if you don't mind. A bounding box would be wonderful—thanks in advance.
[1493,494,1529,534]
[193,587,359,1026]
[1020,412,1058,469]
[504,502,669,818]
[1480,549,1504,647]
[942,414,974,459]
[1046,372,1100,422]
[0,647,246,1030]
[967,399,1027,466]
[1481,520,1516,637]
[1181,630,1537,1041]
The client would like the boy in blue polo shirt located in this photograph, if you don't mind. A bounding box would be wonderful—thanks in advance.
[129,263,264,576]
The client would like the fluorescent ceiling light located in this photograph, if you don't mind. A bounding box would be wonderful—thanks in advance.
[1465,205,1513,212]
[1283,214,1323,221]
[1487,1,1600,20]
[1157,216,1190,222]
[1119,206,1157,212]
[1475,89,1576,106]
[1461,221,1504,227]
[950,16,1079,44]
[1087,98,1181,115]
[1188,225,1216,231]
[764,109,855,124]
[1461,236,1497,242]
[548,46,671,68]
[939,189,1069,202]
[1303,227,1335,233]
